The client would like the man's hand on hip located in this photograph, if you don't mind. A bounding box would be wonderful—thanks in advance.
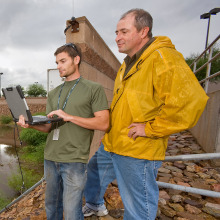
[128,123,147,140]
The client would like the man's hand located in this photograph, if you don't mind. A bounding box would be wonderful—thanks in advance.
[47,109,70,122]
[17,115,51,133]
[17,115,30,128]
[128,123,147,140]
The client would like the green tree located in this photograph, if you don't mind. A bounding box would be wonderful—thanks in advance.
[185,47,220,82]
[26,84,47,97]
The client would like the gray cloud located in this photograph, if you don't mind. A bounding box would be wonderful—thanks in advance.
[0,0,219,90]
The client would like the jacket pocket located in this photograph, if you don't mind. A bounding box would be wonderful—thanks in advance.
[126,90,146,122]
[126,90,161,123]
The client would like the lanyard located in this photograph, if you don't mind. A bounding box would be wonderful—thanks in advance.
[57,77,81,110]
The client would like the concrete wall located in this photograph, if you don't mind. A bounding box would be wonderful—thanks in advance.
[190,88,220,164]
[65,16,121,158]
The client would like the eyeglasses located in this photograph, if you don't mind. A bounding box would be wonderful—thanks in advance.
[64,43,79,55]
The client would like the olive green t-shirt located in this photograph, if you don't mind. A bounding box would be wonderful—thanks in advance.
[44,77,109,163]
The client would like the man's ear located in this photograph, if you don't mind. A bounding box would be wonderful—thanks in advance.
[74,55,81,65]
[141,27,149,39]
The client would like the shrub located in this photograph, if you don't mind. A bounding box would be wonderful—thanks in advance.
[0,115,13,124]
[20,128,48,146]
[186,47,220,82]
[26,84,47,97]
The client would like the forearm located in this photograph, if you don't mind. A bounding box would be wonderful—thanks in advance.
[68,115,109,131]
[17,115,52,133]
[28,124,51,133]
[47,109,109,131]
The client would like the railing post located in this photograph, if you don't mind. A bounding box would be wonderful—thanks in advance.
[193,62,197,73]
[204,46,213,93]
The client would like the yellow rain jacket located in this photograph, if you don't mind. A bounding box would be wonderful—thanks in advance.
[103,36,208,160]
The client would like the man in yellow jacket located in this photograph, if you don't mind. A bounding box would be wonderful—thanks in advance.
[83,8,208,220]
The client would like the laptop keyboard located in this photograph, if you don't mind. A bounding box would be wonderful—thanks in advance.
[33,116,48,121]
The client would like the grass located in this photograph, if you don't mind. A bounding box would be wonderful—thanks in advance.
[2,144,44,205]
[0,111,46,209]
[33,112,46,116]
[19,142,45,163]
[9,127,46,194]
[1,112,46,197]
[5,144,44,197]
[8,168,43,194]
[0,192,10,210]
[0,115,13,124]
[20,128,48,146]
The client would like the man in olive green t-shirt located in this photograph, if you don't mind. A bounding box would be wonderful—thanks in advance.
[18,43,109,220]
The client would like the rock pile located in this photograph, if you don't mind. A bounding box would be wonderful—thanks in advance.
[0,131,220,220]
[157,131,220,220]
[0,182,47,220]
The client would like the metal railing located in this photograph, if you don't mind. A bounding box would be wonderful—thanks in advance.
[190,34,220,93]
[158,153,220,198]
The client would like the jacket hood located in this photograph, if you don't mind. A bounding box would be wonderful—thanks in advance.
[122,36,176,80]
[142,36,176,60]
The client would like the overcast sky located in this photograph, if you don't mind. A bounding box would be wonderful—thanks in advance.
[0,0,219,91]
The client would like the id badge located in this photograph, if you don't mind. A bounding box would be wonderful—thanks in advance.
[53,128,60,140]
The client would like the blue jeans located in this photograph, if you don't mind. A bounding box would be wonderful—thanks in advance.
[84,143,162,220]
[44,160,87,220]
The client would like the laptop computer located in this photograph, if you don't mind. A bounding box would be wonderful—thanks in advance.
[2,85,63,125]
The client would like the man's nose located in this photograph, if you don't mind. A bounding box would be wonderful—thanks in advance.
[57,63,61,69]
[115,33,121,42]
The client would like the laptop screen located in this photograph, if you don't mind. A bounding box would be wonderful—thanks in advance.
[2,85,32,122]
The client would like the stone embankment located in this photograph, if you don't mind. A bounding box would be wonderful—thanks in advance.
[0,97,47,116]
[0,131,220,220]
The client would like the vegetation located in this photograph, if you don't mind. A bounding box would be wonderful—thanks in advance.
[8,168,42,194]
[26,83,47,97]
[1,83,46,97]
[185,47,220,82]
[20,142,45,163]
[6,130,46,195]
[3,112,47,197]
[0,115,13,124]
[20,128,47,146]
[0,192,10,210]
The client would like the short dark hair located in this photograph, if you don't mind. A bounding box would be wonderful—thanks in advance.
[54,43,82,67]
[120,8,153,38]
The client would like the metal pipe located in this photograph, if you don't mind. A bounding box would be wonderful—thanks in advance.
[194,52,220,76]
[0,178,45,214]
[205,15,211,50]
[164,153,220,161]
[189,34,220,66]
[157,181,220,198]
[200,71,220,83]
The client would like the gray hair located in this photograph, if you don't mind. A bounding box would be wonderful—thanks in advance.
[120,8,153,38]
